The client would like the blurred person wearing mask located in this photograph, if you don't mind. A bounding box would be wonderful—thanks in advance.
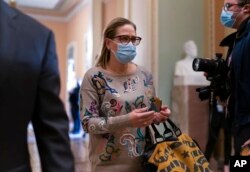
[219,0,250,156]
[0,1,74,172]
[80,17,171,172]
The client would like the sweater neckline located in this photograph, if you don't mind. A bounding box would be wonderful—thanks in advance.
[97,64,140,78]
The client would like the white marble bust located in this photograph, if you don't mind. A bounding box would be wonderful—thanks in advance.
[174,40,209,85]
[174,40,203,76]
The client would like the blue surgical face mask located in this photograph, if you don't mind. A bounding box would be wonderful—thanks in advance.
[220,9,236,28]
[113,42,137,64]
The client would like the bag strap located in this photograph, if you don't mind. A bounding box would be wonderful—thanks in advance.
[145,126,152,145]
[166,119,182,137]
[147,119,182,144]
[151,124,173,142]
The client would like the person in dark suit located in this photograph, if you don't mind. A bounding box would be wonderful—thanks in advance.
[0,1,74,172]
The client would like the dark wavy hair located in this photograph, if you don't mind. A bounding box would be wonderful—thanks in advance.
[238,0,250,5]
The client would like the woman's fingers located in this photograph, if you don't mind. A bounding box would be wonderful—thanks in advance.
[130,108,155,127]
[242,139,250,148]
[134,107,148,113]
[131,105,172,127]
[160,106,171,114]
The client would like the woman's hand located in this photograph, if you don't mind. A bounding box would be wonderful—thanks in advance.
[153,105,171,123]
[129,107,155,128]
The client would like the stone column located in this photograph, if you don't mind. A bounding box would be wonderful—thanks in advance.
[171,76,210,151]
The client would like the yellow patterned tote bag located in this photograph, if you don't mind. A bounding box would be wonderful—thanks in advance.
[142,119,212,172]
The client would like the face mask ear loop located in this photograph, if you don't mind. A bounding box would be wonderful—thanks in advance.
[242,4,250,13]
[232,7,244,27]
[107,38,119,56]
[232,14,238,27]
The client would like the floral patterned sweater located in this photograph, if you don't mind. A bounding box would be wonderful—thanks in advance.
[80,65,155,172]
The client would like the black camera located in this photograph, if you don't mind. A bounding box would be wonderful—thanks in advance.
[192,53,230,101]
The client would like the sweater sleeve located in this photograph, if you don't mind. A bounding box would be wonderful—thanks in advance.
[80,70,132,134]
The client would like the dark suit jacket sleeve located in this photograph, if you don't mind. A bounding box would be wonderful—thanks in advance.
[32,31,74,172]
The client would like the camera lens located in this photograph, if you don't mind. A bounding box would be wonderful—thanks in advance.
[192,58,218,74]
[193,58,201,71]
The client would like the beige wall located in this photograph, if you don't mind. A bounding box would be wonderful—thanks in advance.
[214,0,227,54]
[37,4,90,104]
[66,5,91,80]
[102,0,117,29]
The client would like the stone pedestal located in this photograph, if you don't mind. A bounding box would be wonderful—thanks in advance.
[171,76,210,152]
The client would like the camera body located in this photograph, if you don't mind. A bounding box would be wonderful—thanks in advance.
[192,53,230,101]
